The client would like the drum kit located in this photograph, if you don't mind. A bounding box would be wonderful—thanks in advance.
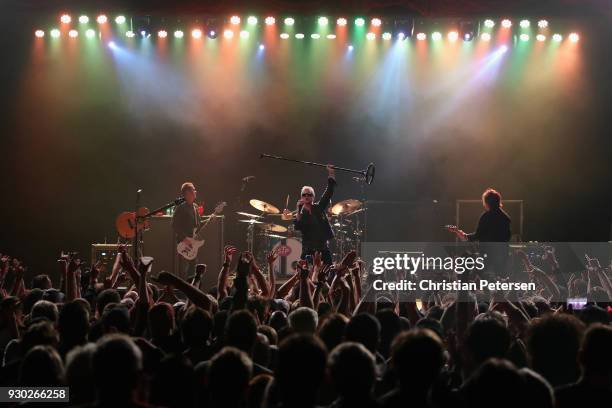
[236,197,366,269]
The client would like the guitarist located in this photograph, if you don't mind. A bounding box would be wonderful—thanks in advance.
[173,182,202,278]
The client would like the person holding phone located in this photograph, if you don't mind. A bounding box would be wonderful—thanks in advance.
[284,165,336,265]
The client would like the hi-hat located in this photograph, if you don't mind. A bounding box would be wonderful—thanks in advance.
[263,233,286,239]
[331,199,362,216]
[249,199,280,214]
[259,223,288,233]
[236,211,262,219]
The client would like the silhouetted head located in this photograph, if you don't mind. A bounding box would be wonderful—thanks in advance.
[328,342,376,400]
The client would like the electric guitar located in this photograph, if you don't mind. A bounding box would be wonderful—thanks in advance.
[177,202,227,261]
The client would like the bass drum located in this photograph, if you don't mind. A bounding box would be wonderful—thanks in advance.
[271,238,302,281]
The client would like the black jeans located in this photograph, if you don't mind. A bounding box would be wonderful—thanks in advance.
[301,246,333,265]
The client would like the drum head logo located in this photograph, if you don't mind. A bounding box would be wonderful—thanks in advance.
[276,245,292,257]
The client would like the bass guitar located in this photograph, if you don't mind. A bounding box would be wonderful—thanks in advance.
[177,202,227,261]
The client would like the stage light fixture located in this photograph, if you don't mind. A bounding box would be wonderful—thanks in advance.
[552,33,562,42]
[174,30,184,38]
[366,32,375,40]
[224,29,234,39]
[500,45,508,52]
[115,16,126,24]
[158,30,168,38]
[318,17,328,26]
[397,32,406,40]
[280,33,289,39]
[536,34,546,42]
[230,16,241,25]
[60,14,71,24]
[416,32,426,41]
[126,30,135,38]
[337,18,347,26]
[259,44,265,50]
[208,30,218,39]
[463,32,474,41]
[355,18,365,27]
[35,30,45,38]
[501,19,512,28]
[240,30,249,38]
[538,20,548,28]
[371,18,382,27]
[311,33,321,39]
[431,31,442,41]
[327,34,336,39]
[265,16,275,25]
[247,16,258,25]
[284,17,295,26]
[484,19,495,28]
[519,33,529,41]
[382,32,392,40]
[97,15,108,24]
[520,19,530,28]
[79,15,89,24]
[191,29,203,39]
[459,21,475,42]
[68,29,78,38]
[568,32,579,42]
[448,31,458,41]
[481,32,491,41]
[140,30,150,38]
[50,29,60,38]
[295,33,304,39]
[86,29,96,38]
[348,45,354,51]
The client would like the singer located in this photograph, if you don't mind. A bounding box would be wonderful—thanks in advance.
[283,165,336,265]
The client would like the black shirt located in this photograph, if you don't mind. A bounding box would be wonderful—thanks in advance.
[467,207,511,242]
[172,201,201,243]
[294,178,336,250]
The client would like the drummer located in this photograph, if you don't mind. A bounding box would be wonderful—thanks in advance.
[284,164,336,265]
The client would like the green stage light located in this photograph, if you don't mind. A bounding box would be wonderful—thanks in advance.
[86,29,96,38]
[50,28,60,38]
[355,18,365,27]
[318,17,328,26]
[284,17,294,26]
[115,16,126,24]
[484,19,495,28]
[247,16,258,25]
[78,15,89,24]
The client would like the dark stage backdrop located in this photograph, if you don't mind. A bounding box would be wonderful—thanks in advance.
[0,7,610,276]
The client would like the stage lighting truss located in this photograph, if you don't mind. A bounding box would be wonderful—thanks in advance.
[36,14,581,48]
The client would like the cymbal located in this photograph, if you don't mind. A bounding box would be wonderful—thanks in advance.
[238,219,264,224]
[249,199,280,214]
[330,199,362,216]
[259,223,288,233]
[236,211,263,219]
[263,233,286,239]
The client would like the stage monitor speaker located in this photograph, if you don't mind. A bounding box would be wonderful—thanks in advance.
[456,200,524,241]
[144,215,224,290]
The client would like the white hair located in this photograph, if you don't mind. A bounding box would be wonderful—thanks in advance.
[301,186,315,198]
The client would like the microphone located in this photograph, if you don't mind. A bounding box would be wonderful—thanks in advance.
[242,176,256,182]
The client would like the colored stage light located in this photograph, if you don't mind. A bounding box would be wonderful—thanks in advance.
[108,41,116,48]
[552,33,562,42]
[318,17,328,26]
[79,15,89,24]
[265,16,275,25]
[259,44,265,50]
[60,14,71,24]
[208,30,218,39]
[519,19,530,28]
[68,29,78,38]
[348,45,354,51]
[327,34,336,39]
[337,18,347,26]
[568,32,579,42]
[382,32,392,40]
[448,31,458,41]
[397,32,406,40]
[50,29,60,38]
[86,29,96,38]
[355,18,365,27]
[280,33,289,39]
[174,30,184,38]
[500,45,508,52]
[97,15,108,24]
[501,19,512,28]
[140,30,149,38]
[371,18,382,27]
[35,30,45,38]
[230,16,241,25]
[224,29,234,39]
[247,16,258,25]
[538,20,548,28]
[416,32,426,41]
[484,19,495,28]
[115,15,126,24]
[284,17,295,26]
[295,33,304,39]
[481,32,491,41]
[519,33,529,41]
[366,32,375,40]
[431,31,442,41]
[240,30,249,38]
[536,34,546,42]
[191,29,203,39]
[158,30,168,38]
[126,30,135,38]
[311,33,321,39]
[463,32,474,41]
